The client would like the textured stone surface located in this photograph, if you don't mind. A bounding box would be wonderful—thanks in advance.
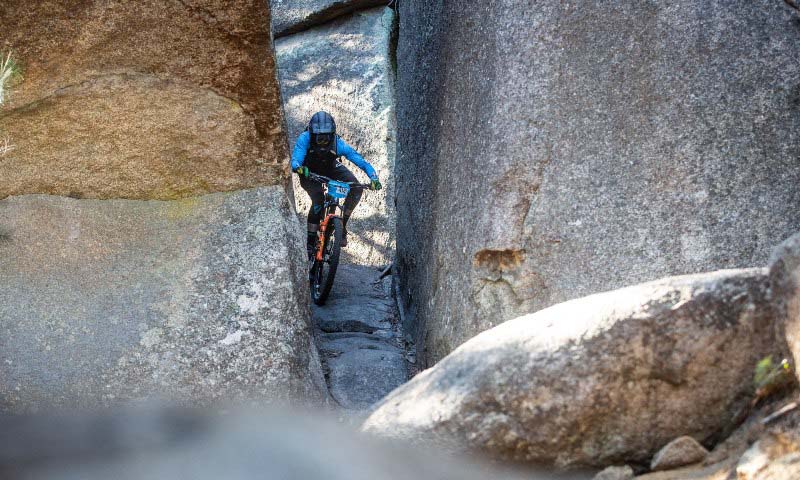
[0,187,328,410]
[750,453,800,480]
[0,409,541,480]
[395,0,800,365]
[0,0,288,200]
[650,437,708,471]
[769,232,800,383]
[276,8,396,266]
[312,263,407,411]
[324,342,406,411]
[736,430,800,480]
[363,270,776,468]
[271,0,388,37]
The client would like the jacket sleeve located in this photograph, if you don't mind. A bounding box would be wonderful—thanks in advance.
[290,131,311,171]
[337,137,378,180]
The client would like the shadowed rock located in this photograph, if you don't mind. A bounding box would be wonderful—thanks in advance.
[271,0,389,37]
[363,269,776,468]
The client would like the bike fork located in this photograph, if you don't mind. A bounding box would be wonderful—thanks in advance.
[316,214,337,262]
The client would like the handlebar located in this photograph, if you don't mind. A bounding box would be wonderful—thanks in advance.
[306,172,372,190]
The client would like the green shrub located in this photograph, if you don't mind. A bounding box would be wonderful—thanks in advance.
[0,51,22,106]
[754,355,793,400]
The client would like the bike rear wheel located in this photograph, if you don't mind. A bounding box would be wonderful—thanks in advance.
[310,216,343,305]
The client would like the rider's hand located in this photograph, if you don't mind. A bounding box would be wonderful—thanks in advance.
[370,178,382,191]
[295,166,309,178]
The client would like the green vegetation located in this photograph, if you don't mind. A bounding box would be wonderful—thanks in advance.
[0,51,21,156]
[0,51,22,106]
[753,355,793,402]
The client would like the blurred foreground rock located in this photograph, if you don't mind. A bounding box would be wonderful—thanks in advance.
[0,187,328,410]
[363,269,776,468]
[0,408,580,480]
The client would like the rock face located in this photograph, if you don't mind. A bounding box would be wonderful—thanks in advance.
[0,188,328,410]
[275,7,396,266]
[270,0,388,37]
[0,1,287,200]
[769,232,800,383]
[395,0,800,364]
[363,269,776,468]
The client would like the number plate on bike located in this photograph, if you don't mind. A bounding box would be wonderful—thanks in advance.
[327,180,350,199]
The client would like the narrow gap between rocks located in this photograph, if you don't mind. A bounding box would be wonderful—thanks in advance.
[277,1,410,415]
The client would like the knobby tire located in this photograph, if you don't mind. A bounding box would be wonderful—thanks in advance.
[311,216,343,305]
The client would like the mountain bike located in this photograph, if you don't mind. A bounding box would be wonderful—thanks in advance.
[305,172,372,305]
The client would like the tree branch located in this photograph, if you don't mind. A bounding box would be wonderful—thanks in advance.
[784,0,800,12]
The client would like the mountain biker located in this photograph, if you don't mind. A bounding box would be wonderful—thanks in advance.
[291,111,382,254]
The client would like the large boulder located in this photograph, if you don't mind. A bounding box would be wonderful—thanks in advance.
[0,1,287,200]
[769,232,800,383]
[0,187,328,410]
[395,1,800,364]
[270,0,388,37]
[275,7,396,266]
[363,269,776,468]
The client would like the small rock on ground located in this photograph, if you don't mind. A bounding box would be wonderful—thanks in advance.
[593,465,634,480]
[651,436,709,471]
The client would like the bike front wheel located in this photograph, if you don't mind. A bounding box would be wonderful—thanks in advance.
[310,216,343,305]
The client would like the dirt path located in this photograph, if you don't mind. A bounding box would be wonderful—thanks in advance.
[312,263,409,412]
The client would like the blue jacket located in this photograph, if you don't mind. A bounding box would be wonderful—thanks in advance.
[290,131,378,180]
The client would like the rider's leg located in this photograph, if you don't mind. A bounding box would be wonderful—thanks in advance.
[330,164,362,242]
[298,175,325,254]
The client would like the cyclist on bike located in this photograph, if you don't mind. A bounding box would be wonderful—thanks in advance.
[291,111,382,254]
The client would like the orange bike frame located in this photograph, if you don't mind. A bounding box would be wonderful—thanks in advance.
[316,213,340,261]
